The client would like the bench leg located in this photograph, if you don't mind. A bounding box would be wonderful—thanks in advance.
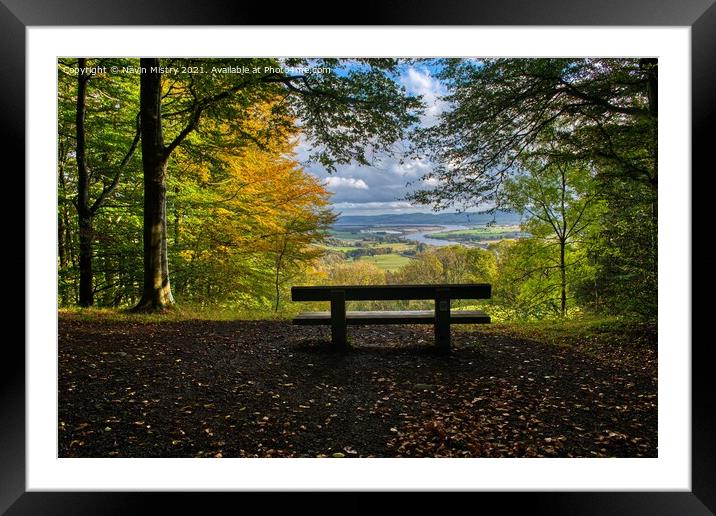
[434,288,450,351]
[330,289,348,350]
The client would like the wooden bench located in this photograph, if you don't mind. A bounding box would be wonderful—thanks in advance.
[291,284,491,351]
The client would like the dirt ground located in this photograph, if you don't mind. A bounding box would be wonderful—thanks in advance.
[58,317,657,458]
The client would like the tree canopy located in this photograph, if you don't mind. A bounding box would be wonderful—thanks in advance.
[408,58,657,209]
[57,57,657,320]
[406,58,657,318]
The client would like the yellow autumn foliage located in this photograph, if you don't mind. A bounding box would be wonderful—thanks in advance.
[167,96,335,308]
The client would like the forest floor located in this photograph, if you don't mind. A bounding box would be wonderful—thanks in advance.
[58,315,657,458]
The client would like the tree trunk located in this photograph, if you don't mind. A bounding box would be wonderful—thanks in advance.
[651,197,658,276]
[57,211,67,305]
[641,58,658,120]
[274,262,281,312]
[57,162,68,270]
[560,238,567,317]
[134,58,175,311]
[274,237,288,312]
[135,152,174,310]
[559,165,567,317]
[78,215,94,306]
[58,161,69,306]
[642,58,659,277]
[174,186,180,249]
[76,58,94,307]
[160,190,175,305]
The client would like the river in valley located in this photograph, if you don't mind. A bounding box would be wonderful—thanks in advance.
[400,225,470,247]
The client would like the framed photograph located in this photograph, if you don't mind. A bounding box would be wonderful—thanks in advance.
[6,0,714,513]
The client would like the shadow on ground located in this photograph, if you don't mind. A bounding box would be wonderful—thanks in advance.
[58,318,657,458]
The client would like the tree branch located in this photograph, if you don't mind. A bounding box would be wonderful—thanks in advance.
[556,78,648,117]
[90,113,141,214]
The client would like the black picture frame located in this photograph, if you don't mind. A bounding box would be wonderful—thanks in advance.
[4,0,714,513]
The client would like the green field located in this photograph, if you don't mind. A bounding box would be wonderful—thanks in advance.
[323,228,420,271]
[329,230,363,240]
[429,225,526,241]
[320,245,358,252]
[323,224,528,272]
[322,224,531,272]
[356,254,412,271]
[374,242,414,251]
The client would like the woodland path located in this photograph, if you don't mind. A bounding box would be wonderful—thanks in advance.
[59,317,657,458]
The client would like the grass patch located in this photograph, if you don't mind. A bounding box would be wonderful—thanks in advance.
[319,245,358,252]
[327,230,363,240]
[458,315,657,369]
[429,225,521,237]
[478,316,654,345]
[429,226,527,242]
[58,305,298,324]
[356,253,413,271]
[323,241,417,252]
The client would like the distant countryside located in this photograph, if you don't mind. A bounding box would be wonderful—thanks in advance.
[58,57,657,459]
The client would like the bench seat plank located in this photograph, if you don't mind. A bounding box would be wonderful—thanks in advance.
[293,310,490,325]
[292,284,491,301]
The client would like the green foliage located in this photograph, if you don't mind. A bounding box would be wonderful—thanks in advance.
[392,245,496,285]
[408,58,656,209]
[58,57,423,312]
[580,176,657,316]
[489,239,582,320]
[57,57,656,323]
[282,58,422,170]
[407,58,657,320]
[165,137,335,311]
[58,58,144,306]
[500,159,603,317]
[58,58,339,310]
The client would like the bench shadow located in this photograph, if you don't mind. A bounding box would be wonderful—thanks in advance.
[289,338,486,359]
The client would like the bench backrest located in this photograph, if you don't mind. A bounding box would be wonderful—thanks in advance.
[291,284,491,301]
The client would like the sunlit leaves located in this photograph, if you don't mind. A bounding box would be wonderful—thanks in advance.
[167,108,334,308]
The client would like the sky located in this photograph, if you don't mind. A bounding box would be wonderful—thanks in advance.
[295,64,451,216]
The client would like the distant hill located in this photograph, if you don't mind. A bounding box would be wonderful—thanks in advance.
[335,211,522,226]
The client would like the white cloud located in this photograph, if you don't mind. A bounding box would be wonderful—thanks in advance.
[389,158,430,178]
[400,67,448,126]
[301,153,440,211]
[324,177,369,190]
[293,133,311,163]
[290,64,455,215]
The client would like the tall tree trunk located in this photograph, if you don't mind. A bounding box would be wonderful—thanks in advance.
[160,192,175,305]
[274,236,288,312]
[134,59,175,311]
[560,238,567,317]
[57,158,68,270]
[58,160,70,306]
[76,58,94,307]
[650,196,658,280]
[559,165,567,317]
[642,57,658,278]
[174,186,180,249]
[274,261,281,312]
[641,58,658,120]
[78,215,94,306]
